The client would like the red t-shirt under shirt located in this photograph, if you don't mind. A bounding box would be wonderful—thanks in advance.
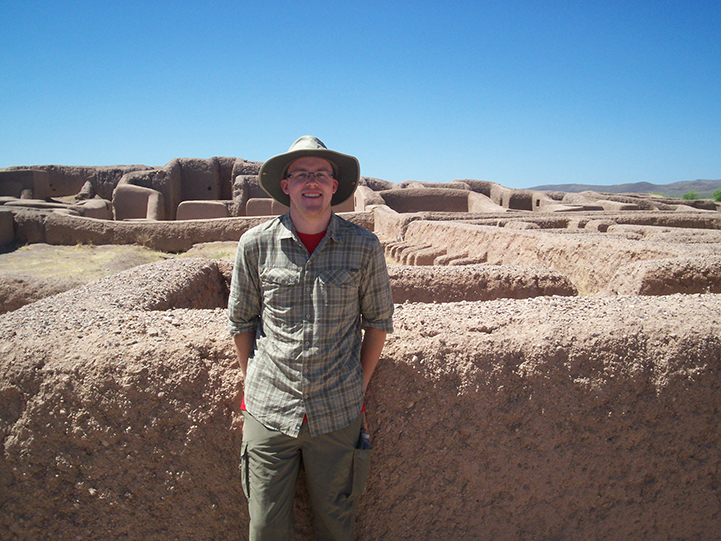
[296,230,326,255]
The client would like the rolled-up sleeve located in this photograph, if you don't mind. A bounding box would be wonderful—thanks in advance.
[359,238,394,333]
[228,235,262,336]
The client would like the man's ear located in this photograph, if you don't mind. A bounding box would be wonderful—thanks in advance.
[332,178,338,194]
[281,178,289,195]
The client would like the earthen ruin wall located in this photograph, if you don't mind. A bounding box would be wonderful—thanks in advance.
[1,258,720,539]
[2,165,154,201]
[11,210,375,252]
[3,161,721,538]
[401,219,709,295]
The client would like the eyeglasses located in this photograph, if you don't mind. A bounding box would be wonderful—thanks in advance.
[286,170,334,182]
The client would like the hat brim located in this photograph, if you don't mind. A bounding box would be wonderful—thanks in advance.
[259,148,360,207]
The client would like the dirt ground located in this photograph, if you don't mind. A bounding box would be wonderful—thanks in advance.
[0,242,239,313]
[0,241,239,278]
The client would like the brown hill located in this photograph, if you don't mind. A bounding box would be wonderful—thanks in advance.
[531,178,721,198]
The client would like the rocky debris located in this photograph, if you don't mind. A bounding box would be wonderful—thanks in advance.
[1,257,721,539]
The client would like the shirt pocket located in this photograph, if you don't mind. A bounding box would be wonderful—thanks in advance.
[319,268,359,287]
[318,268,360,315]
[260,267,301,305]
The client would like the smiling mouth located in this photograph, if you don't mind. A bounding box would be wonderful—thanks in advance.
[303,193,321,198]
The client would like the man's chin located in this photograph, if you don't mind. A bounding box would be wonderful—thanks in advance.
[299,200,329,211]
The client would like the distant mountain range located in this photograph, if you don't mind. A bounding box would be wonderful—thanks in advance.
[530,179,721,198]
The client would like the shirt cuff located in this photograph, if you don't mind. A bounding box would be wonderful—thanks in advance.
[228,322,258,336]
[361,317,394,334]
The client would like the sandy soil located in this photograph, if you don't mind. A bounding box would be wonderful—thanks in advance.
[0,242,239,313]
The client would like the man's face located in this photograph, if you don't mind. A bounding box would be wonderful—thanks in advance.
[281,157,338,217]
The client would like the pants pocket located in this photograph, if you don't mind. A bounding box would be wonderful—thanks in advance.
[240,442,250,501]
[348,436,371,500]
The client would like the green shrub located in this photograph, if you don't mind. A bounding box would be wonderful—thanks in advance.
[681,191,700,200]
[713,189,721,203]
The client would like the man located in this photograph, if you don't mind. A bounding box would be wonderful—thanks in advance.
[228,136,394,540]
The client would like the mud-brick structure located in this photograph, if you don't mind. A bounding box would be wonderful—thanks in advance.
[0,158,354,227]
[2,157,721,539]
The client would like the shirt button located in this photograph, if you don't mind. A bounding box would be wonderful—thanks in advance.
[305,341,310,346]
[305,314,311,320]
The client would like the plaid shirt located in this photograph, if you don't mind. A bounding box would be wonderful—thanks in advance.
[228,213,394,437]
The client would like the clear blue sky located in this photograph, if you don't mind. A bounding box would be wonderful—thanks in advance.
[1,0,719,189]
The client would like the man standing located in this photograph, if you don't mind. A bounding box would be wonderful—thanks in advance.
[228,136,394,540]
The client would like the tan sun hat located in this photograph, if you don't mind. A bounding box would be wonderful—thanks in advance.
[259,136,360,207]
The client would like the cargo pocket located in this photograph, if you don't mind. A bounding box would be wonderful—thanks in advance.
[348,432,372,501]
[240,442,251,501]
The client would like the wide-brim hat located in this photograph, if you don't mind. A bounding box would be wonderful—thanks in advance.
[259,136,360,207]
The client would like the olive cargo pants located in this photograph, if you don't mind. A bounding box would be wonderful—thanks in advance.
[241,411,370,541]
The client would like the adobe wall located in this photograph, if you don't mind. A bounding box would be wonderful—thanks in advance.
[2,158,721,539]
[117,157,258,221]
[118,160,182,221]
[3,160,717,230]
[0,159,266,223]
[379,188,471,213]
[1,258,720,540]
[0,165,153,200]
[387,264,578,302]
[0,210,13,246]
[0,170,51,200]
[400,219,718,295]
[10,209,375,252]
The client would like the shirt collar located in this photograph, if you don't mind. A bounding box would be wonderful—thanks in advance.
[278,212,343,244]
